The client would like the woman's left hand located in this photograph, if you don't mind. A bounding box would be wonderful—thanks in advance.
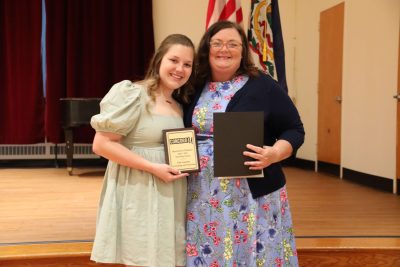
[243,144,279,170]
[243,140,293,170]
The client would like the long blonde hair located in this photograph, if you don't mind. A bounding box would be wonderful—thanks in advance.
[142,34,195,105]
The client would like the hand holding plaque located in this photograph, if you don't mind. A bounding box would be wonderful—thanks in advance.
[163,127,200,173]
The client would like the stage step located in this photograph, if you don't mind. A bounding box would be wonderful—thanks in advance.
[0,238,399,266]
[297,237,400,266]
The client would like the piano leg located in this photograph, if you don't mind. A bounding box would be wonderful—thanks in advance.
[64,128,74,175]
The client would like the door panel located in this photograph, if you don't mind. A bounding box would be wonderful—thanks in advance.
[396,27,400,194]
[317,3,344,165]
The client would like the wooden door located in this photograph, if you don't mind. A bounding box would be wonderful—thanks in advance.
[396,28,400,194]
[317,3,344,166]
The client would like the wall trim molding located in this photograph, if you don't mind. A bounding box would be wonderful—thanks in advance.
[283,158,315,170]
[342,168,394,194]
[317,161,340,176]
[287,158,398,195]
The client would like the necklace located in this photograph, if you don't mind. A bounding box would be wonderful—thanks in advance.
[157,88,174,104]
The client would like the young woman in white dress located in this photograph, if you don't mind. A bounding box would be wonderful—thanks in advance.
[90,34,195,267]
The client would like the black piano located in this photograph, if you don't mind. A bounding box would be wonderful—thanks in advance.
[60,98,102,175]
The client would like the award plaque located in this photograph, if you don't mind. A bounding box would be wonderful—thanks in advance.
[163,127,200,173]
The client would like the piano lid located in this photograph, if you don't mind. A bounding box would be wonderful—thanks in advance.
[60,98,102,128]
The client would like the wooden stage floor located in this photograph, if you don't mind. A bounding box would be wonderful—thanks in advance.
[0,166,399,258]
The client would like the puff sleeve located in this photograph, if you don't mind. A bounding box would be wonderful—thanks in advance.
[90,80,143,136]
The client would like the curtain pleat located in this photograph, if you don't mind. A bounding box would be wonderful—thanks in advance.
[0,0,44,144]
[45,0,155,143]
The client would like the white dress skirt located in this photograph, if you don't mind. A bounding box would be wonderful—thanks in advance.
[90,80,187,267]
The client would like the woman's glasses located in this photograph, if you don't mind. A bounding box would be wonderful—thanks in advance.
[209,40,242,50]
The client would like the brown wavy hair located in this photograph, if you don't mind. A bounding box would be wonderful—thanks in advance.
[142,34,196,105]
[196,21,258,89]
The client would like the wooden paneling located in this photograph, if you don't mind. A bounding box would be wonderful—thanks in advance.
[298,249,400,267]
[0,240,399,266]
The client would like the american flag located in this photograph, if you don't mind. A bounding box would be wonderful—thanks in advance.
[205,0,243,29]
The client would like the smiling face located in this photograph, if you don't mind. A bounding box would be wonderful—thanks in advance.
[209,28,243,82]
[158,44,194,93]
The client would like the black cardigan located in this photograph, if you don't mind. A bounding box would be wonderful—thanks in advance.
[184,73,305,198]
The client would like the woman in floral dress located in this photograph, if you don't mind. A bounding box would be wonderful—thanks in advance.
[183,21,305,267]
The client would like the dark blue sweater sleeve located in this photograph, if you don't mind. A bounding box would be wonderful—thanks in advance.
[267,78,305,153]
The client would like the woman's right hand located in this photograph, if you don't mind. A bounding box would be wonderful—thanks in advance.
[149,163,189,183]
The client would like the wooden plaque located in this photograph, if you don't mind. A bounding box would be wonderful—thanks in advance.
[163,127,200,173]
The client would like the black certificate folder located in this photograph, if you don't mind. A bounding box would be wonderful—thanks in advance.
[213,112,264,178]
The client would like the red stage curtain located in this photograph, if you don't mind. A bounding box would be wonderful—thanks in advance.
[0,0,44,144]
[45,0,154,143]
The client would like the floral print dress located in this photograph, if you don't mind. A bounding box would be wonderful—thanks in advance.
[186,75,299,267]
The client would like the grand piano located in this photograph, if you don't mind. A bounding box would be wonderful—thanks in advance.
[60,98,102,175]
